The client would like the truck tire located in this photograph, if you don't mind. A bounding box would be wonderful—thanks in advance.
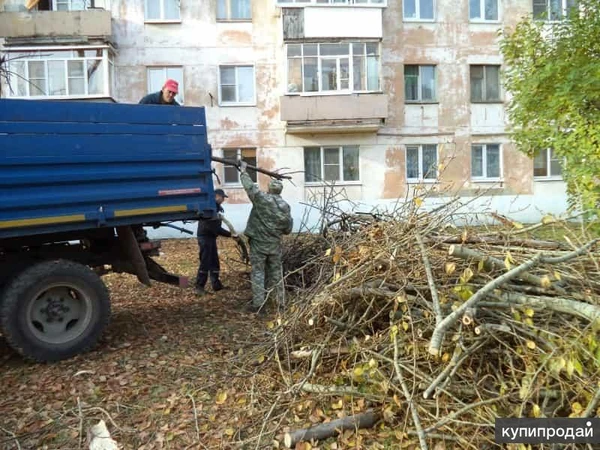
[0,260,110,362]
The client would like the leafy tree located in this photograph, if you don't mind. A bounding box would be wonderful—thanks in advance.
[500,0,600,210]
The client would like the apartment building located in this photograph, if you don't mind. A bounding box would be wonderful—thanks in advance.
[0,0,571,231]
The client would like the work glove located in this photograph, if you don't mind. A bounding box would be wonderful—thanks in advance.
[239,160,248,173]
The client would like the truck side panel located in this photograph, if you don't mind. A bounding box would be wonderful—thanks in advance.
[0,99,215,239]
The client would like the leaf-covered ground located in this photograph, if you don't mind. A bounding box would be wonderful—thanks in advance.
[0,239,282,450]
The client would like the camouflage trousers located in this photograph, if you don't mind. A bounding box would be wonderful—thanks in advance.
[249,240,285,308]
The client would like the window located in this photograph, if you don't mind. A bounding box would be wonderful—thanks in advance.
[277,0,385,4]
[471,144,502,179]
[147,66,184,104]
[287,43,380,94]
[404,65,436,102]
[470,65,501,102]
[470,0,498,20]
[223,149,257,184]
[7,48,112,98]
[533,0,577,21]
[219,66,255,105]
[145,0,180,21]
[406,145,437,181]
[403,0,434,20]
[217,0,251,20]
[304,146,360,183]
[534,148,563,178]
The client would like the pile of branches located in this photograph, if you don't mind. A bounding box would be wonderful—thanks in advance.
[256,198,600,449]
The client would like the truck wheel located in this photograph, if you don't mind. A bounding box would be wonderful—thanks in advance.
[0,260,110,362]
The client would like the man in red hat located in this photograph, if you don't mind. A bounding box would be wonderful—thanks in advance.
[139,79,180,105]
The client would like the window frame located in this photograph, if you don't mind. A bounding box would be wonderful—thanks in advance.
[217,0,252,20]
[276,0,387,6]
[406,144,438,183]
[218,65,256,107]
[404,64,437,103]
[469,0,500,22]
[533,148,564,180]
[144,0,181,23]
[222,148,257,185]
[470,64,502,103]
[285,42,381,95]
[403,0,436,22]
[471,143,503,181]
[304,146,361,185]
[5,46,113,99]
[532,0,578,21]
[146,66,184,105]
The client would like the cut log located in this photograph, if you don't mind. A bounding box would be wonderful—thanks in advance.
[283,410,379,448]
[448,244,565,294]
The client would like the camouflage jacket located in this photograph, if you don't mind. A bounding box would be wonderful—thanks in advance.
[241,172,293,250]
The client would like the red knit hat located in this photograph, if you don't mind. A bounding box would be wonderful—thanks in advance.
[163,79,179,93]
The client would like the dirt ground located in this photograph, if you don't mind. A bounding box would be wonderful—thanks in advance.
[0,238,284,450]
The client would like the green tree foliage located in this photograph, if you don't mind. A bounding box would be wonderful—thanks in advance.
[500,0,600,210]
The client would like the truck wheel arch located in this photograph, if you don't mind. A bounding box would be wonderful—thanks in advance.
[0,260,110,362]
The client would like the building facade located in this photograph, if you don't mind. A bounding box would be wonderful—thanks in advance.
[0,0,571,233]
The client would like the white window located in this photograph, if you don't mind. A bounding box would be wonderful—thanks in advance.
[470,0,499,21]
[404,65,436,102]
[470,65,501,102]
[287,43,380,94]
[147,66,184,104]
[471,144,502,180]
[219,66,255,106]
[6,48,112,98]
[145,0,180,22]
[217,0,251,20]
[406,145,438,182]
[534,148,563,178]
[277,0,386,5]
[403,0,434,20]
[533,0,577,21]
[304,146,360,183]
[223,149,257,184]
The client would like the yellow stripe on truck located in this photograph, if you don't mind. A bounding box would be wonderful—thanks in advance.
[114,205,188,217]
[0,214,86,229]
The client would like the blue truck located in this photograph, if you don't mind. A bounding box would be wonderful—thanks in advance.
[0,99,216,362]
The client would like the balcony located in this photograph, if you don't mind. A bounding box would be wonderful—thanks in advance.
[280,93,388,134]
[0,10,112,40]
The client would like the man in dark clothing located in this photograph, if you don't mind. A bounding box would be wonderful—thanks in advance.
[139,79,181,106]
[195,189,236,295]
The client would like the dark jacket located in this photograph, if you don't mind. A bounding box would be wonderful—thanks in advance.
[138,91,180,106]
[197,205,232,238]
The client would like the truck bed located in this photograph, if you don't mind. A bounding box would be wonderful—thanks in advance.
[0,99,215,240]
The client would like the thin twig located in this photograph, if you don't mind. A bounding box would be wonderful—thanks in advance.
[416,232,443,326]
[393,333,428,450]
[187,394,201,442]
[0,426,21,450]
[582,385,600,418]
[77,397,83,450]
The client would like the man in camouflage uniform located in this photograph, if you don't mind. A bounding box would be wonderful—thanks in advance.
[239,161,293,314]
